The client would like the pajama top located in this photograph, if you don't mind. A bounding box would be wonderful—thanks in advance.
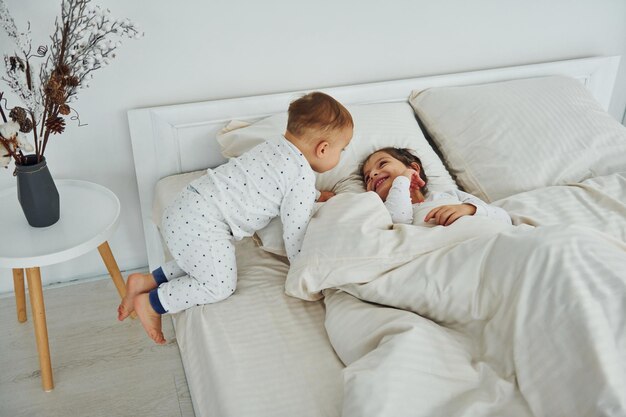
[384,176,512,225]
[188,138,317,261]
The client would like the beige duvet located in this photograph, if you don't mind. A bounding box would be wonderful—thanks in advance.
[286,174,626,417]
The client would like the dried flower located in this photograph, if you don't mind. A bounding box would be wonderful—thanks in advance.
[0,0,142,168]
[9,106,27,123]
[19,118,33,133]
[9,106,34,133]
[8,56,25,72]
[67,76,79,87]
[45,116,66,134]
[0,120,19,139]
[44,74,66,105]
[0,120,33,167]
[58,104,70,115]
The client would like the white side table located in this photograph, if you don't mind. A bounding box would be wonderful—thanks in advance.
[0,179,127,392]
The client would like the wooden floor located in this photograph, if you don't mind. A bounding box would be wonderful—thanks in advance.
[0,271,195,417]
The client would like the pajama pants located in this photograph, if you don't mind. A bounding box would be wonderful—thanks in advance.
[149,186,238,315]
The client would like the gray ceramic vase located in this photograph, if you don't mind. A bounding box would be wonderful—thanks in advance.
[15,155,60,227]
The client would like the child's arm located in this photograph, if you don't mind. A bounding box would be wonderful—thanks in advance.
[453,190,512,225]
[317,190,335,202]
[424,204,476,226]
[424,190,512,226]
[280,183,317,262]
[385,176,414,224]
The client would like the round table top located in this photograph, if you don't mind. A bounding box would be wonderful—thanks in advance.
[0,179,120,268]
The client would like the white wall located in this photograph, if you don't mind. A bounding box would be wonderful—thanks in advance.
[1,0,625,293]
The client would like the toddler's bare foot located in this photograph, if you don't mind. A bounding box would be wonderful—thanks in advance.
[118,272,158,321]
[134,292,166,345]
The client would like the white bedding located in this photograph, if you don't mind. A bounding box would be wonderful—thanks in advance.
[286,187,626,417]
[495,172,626,242]
[172,237,344,417]
[167,171,626,417]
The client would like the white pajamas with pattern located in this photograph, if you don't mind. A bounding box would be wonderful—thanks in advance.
[154,138,317,314]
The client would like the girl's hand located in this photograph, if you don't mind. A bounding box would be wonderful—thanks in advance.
[317,190,335,202]
[424,204,477,226]
[401,169,421,190]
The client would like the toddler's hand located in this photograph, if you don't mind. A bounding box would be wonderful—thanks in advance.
[424,203,477,226]
[317,190,335,202]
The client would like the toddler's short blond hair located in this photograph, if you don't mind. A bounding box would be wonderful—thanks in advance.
[287,92,353,138]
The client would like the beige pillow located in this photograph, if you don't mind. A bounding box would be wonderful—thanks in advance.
[409,76,626,202]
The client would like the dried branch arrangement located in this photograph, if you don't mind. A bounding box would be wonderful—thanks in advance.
[0,0,142,168]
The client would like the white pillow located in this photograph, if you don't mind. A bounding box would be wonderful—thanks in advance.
[216,102,457,254]
[409,76,626,202]
[217,102,457,193]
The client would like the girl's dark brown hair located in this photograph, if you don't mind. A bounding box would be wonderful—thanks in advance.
[361,147,429,194]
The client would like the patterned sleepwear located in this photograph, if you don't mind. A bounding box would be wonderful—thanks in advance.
[149,138,317,314]
[384,176,512,225]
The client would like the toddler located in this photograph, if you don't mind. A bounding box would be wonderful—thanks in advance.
[119,92,353,344]
[362,147,511,226]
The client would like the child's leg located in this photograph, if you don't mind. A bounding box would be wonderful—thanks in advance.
[117,260,186,321]
[157,260,187,281]
[135,190,237,343]
[133,292,165,345]
[134,237,236,344]
[150,237,238,314]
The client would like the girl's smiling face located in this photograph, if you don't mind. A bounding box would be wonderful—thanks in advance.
[362,151,410,201]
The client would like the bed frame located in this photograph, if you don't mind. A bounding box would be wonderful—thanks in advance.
[127,55,620,271]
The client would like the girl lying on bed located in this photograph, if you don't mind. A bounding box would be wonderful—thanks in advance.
[361,147,511,226]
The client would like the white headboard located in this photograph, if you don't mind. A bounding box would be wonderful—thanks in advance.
[127,55,620,270]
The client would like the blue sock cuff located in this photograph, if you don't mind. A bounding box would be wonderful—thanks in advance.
[149,288,167,315]
[152,267,168,285]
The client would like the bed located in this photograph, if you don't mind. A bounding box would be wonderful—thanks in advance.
[127,56,626,417]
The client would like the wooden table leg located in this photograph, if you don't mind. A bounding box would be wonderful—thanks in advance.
[25,267,54,392]
[13,268,27,323]
[97,241,136,319]
[97,241,127,299]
